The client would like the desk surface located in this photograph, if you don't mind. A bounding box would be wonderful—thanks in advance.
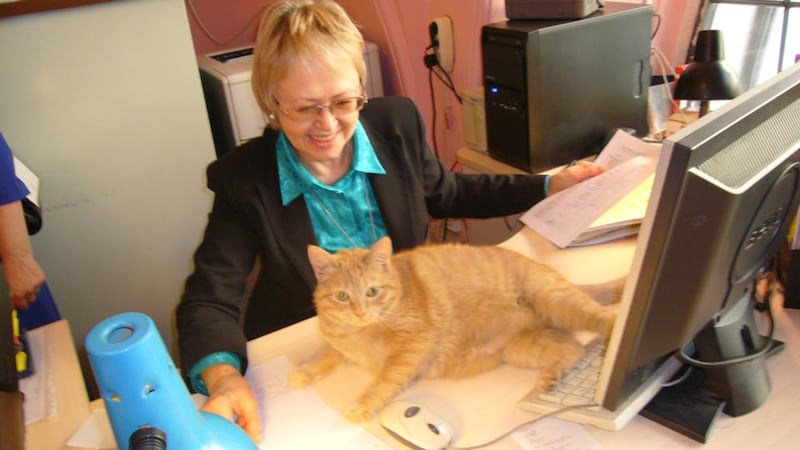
[46,228,800,449]
[244,227,800,449]
[25,320,91,450]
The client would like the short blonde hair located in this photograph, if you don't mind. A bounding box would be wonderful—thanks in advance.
[251,0,367,129]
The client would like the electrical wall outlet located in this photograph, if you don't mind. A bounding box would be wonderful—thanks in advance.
[429,16,454,73]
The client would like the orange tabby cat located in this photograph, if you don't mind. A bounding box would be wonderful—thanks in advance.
[289,237,619,422]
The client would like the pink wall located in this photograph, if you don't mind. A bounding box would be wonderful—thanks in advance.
[185,0,699,167]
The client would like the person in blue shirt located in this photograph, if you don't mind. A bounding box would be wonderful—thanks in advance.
[176,0,603,442]
[0,132,45,310]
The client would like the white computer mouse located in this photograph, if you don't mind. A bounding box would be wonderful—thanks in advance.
[378,400,454,450]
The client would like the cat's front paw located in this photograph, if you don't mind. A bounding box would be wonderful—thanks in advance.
[342,400,377,423]
[534,374,558,393]
[598,305,619,337]
[287,367,314,388]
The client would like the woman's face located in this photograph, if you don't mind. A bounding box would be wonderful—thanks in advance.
[273,61,362,166]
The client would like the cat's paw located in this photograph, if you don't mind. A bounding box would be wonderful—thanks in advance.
[342,400,377,423]
[287,367,314,388]
[599,305,619,337]
[534,374,558,393]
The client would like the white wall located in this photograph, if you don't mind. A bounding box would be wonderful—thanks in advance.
[0,0,215,383]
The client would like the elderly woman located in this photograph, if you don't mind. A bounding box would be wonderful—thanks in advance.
[176,0,602,442]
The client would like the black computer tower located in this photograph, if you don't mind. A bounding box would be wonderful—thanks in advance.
[481,3,653,172]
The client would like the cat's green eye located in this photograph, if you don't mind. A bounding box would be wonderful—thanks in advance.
[335,291,350,302]
[365,286,379,297]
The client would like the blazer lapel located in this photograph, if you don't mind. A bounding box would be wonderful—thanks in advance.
[365,130,420,251]
[256,141,318,289]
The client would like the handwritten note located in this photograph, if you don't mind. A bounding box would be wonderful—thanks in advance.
[513,417,601,450]
[19,325,55,425]
[521,131,661,248]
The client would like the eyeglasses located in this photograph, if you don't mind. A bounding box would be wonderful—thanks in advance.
[275,95,368,122]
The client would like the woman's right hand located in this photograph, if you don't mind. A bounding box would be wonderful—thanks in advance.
[199,363,262,443]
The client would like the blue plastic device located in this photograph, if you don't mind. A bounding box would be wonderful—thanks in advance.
[85,312,258,450]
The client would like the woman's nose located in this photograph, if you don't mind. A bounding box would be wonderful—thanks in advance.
[313,106,338,127]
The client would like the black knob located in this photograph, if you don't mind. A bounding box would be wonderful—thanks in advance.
[129,426,167,450]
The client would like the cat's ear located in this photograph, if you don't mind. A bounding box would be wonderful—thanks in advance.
[308,245,335,280]
[366,237,393,270]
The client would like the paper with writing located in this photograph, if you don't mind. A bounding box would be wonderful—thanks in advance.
[521,131,660,248]
[512,417,601,450]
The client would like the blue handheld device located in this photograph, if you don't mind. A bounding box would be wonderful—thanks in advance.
[85,312,258,450]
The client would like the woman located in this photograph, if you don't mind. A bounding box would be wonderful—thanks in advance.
[176,0,602,442]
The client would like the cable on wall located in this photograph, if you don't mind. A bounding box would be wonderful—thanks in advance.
[424,44,467,242]
[185,0,266,46]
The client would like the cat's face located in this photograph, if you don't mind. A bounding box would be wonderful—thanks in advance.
[314,264,396,326]
[308,238,397,327]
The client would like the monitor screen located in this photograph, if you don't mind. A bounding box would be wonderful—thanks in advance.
[599,63,800,414]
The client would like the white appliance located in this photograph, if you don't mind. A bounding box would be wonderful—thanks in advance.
[504,0,599,20]
[198,42,384,156]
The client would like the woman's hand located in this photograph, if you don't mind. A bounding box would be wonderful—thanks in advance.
[0,201,46,309]
[547,160,605,195]
[4,253,45,309]
[200,364,263,443]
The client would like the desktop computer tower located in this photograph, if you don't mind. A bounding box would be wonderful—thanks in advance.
[481,2,652,172]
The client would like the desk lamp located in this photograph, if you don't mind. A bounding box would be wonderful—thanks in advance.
[674,29,742,117]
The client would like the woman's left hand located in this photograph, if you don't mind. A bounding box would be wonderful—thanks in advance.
[547,161,605,195]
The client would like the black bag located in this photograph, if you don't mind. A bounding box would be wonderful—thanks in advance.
[22,197,41,235]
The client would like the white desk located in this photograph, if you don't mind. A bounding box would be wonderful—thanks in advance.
[47,227,800,449]
[243,227,800,449]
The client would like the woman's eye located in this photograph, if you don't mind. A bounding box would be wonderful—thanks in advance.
[331,98,353,108]
[295,105,317,114]
[365,287,379,297]
[335,291,349,302]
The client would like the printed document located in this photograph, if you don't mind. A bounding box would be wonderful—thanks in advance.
[521,130,661,248]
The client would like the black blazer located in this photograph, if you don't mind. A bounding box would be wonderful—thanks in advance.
[176,96,547,373]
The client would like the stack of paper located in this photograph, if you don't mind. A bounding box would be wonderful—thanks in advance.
[521,130,661,248]
[13,156,40,206]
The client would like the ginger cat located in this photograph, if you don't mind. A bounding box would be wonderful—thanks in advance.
[289,237,619,422]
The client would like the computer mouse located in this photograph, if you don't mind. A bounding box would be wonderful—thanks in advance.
[378,400,454,450]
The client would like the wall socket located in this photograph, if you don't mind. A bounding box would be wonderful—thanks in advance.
[429,16,454,73]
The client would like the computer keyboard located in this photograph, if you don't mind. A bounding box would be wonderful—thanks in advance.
[535,337,605,408]
[518,337,684,431]
[517,336,622,430]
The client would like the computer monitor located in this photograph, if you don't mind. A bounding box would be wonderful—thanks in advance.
[599,62,800,421]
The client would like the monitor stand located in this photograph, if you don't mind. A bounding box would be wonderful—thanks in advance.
[639,367,726,443]
[640,296,783,443]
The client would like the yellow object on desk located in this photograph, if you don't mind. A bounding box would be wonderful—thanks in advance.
[12,309,28,376]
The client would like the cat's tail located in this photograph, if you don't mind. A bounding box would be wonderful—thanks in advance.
[577,277,627,306]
